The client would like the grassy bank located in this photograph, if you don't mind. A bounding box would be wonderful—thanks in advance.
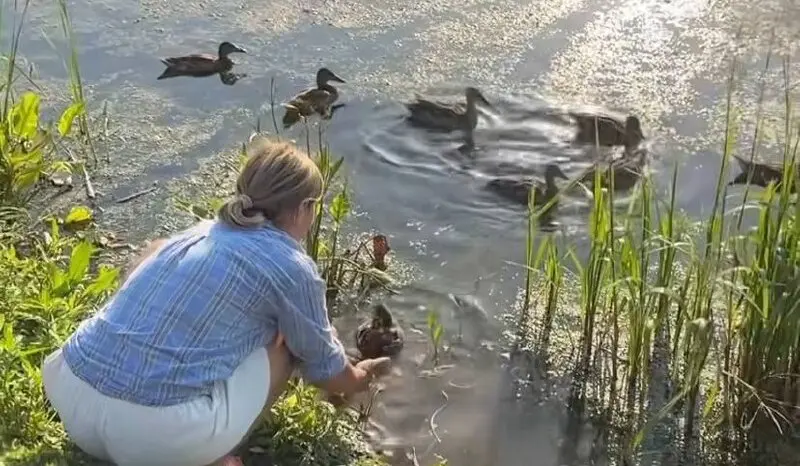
[512,56,800,465]
[0,2,397,465]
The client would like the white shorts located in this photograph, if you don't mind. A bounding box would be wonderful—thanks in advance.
[42,347,269,466]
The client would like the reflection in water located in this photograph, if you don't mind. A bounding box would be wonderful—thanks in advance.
[219,71,247,86]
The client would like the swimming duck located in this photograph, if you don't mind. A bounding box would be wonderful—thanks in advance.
[485,163,570,210]
[282,67,346,129]
[157,41,247,80]
[355,303,405,360]
[729,154,798,193]
[569,111,645,149]
[405,86,493,135]
[577,147,648,192]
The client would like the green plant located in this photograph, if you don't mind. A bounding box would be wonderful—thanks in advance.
[0,214,119,450]
[0,90,81,205]
[513,56,799,465]
[427,309,444,365]
[244,380,386,466]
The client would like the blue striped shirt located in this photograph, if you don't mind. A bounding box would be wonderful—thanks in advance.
[61,220,348,407]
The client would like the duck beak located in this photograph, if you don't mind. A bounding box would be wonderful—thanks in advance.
[478,93,494,110]
[330,73,346,84]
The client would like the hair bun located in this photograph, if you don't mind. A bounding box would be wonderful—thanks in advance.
[238,194,254,210]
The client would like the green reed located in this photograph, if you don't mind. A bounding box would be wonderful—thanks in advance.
[516,57,799,464]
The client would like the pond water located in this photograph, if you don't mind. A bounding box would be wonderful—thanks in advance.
[9,0,800,464]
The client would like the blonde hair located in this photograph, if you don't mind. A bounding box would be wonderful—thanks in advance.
[218,136,323,228]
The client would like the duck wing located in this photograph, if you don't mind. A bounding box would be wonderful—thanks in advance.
[158,54,223,80]
[405,97,467,130]
[285,87,338,116]
[486,177,538,205]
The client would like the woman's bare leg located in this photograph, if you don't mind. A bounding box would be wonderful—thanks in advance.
[264,333,294,409]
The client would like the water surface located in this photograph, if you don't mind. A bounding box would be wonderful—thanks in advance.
[9,0,800,463]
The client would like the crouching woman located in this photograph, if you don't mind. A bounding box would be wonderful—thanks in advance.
[42,137,390,466]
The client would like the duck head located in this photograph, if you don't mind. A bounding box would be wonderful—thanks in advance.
[371,303,395,329]
[465,87,492,110]
[218,41,247,57]
[624,116,645,146]
[317,67,346,86]
[544,163,569,182]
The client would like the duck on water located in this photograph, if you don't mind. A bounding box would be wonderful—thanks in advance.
[157,41,247,84]
[282,67,347,129]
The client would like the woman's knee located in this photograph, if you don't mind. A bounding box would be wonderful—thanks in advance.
[265,342,293,406]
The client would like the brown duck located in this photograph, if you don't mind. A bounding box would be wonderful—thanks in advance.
[729,154,798,193]
[157,42,247,81]
[282,68,346,129]
[355,303,405,360]
[569,111,645,149]
[405,86,492,133]
[485,163,570,210]
[577,146,649,192]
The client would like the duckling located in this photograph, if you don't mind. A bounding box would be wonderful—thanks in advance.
[355,303,405,360]
[570,111,644,149]
[577,147,648,192]
[157,41,247,80]
[282,67,346,129]
[485,163,570,209]
[405,87,493,135]
[729,154,798,193]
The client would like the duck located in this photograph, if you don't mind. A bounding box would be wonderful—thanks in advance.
[569,111,645,149]
[577,146,648,192]
[157,41,247,80]
[485,163,570,210]
[355,303,405,360]
[729,154,798,193]
[282,67,346,129]
[405,87,493,144]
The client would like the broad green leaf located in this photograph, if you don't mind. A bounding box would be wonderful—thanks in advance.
[58,101,85,137]
[2,320,14,351]
[68,241,95,283]
[13,165,42,192]
[49,265,68,296]
[85,265,120,297]
[9,91,40,140]
[64,205,93,231]
[427,310,438,330]
[329,191,350,224]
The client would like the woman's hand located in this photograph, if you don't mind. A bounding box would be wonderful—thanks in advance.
[318,356,393,403]
[354,357,392,384]
[325,356,392,407]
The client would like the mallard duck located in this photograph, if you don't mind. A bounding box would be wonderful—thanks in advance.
[405,86,492,133]
[485,163,569,208]
[355,303,405,360]
[282,67,346,129]
[729,154,798,193]
[157,41,247,80]
[577,147,648,192]
[569,111,644,149]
